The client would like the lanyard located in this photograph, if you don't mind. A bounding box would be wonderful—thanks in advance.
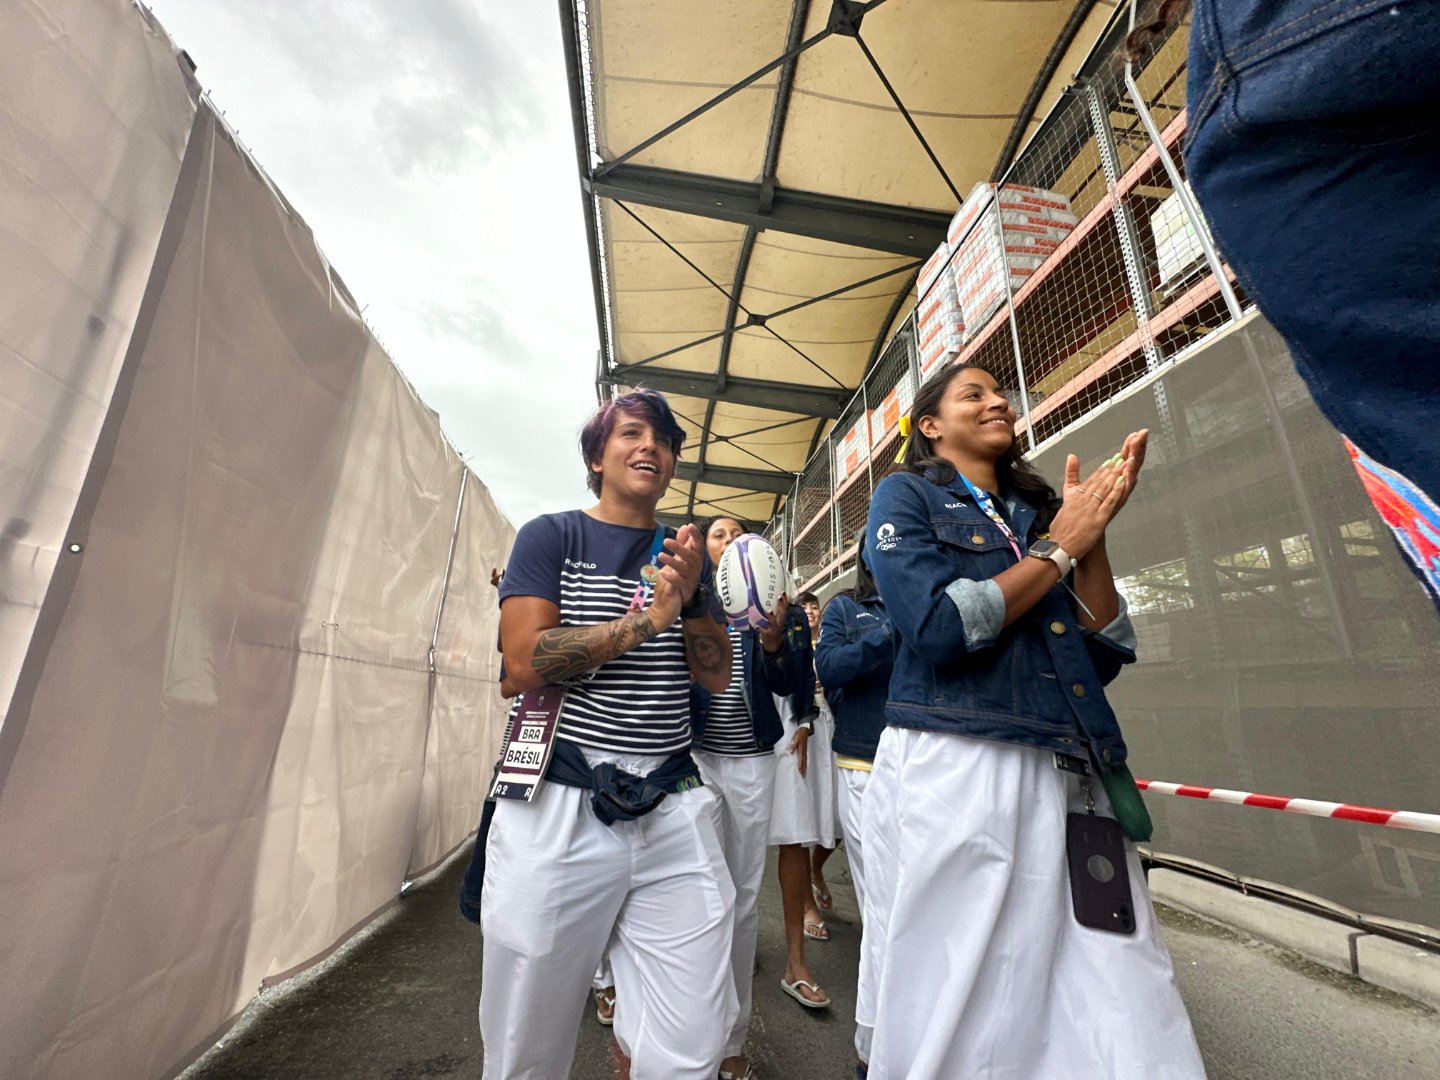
[627,525,668,613]
[956,473,1024,562]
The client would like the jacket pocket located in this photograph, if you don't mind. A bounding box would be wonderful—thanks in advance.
[933,516,1014,555]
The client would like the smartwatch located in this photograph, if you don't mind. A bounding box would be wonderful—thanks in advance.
[1027,538,1074,579]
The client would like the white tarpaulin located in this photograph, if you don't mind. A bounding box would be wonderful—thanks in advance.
[0,4,513,1077]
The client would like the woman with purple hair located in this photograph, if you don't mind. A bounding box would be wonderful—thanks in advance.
[479,389,737,1079]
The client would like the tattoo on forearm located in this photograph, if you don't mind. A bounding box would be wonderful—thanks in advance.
[531,611,658,683]
[684,623,728,677]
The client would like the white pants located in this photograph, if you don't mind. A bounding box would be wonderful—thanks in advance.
[836,763,873,1063]
[860,726,1206,1080]
[695,750,778,1059]
[480,779,738,1080]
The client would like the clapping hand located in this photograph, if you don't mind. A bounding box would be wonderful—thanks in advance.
[1049,429,1148,558]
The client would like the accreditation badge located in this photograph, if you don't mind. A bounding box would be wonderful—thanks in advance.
[489,686,565,802]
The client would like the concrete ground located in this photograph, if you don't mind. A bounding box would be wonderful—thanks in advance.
[182,842,1440,1080]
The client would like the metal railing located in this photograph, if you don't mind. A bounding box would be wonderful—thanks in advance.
[768,5,1249,595]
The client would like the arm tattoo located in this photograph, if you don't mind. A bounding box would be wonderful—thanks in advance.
[531,610,659,684]
[683,621,729,679]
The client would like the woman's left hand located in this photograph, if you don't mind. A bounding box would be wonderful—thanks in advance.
[657,523,706,603]
[789,724,810,779]
[758,593,790,653]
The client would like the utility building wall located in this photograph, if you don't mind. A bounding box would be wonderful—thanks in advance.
[1030,318,1440,932]
[0,3,513,1077]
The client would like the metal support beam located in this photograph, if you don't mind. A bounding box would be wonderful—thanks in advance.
[587,165,948,258]
[675,462,796,495]
[558,1,613,375]
[604,366,847,419]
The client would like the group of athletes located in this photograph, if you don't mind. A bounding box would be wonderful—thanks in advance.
[474,367,1207,1079]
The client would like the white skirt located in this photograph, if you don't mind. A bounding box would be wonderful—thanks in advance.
[768,694,841,847]
[859,725,1205,1080]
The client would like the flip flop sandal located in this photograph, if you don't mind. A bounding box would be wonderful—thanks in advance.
[812,882,833,911]
[803,919,829,941]
[718,1062,758,1079]
[593,986,616,1027]
[780,976,831,1010]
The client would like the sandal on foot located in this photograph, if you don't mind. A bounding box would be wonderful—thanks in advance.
[718,1061,757,1079]
[593,986,616,1027]
[803,919,829,941]
[811,881,833,911]
[780,976,831,1009]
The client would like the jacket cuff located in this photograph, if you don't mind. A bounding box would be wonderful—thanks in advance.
[1082,593,1137,655]
[944,577,1005,650]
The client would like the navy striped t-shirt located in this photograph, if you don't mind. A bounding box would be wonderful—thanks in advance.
[698,628,764,756]
[498,510,692,755]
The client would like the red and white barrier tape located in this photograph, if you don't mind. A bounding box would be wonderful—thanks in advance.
[1134,779,1440,835]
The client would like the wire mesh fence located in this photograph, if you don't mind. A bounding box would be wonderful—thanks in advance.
[777,9,1250,595]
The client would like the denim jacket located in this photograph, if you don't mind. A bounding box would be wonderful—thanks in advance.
[864,469,1137,763]
[814,593,894,762]
[691,606,813,751]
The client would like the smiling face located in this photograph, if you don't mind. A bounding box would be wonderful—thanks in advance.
[704,517,745,567]
[801,599,821,632]
[591,409,676,505]
[916,367,1016,465]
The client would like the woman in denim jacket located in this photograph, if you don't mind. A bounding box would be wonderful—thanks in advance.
[858,363,1204,1079]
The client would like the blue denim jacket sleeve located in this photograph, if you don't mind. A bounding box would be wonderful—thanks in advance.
[1080,594,1137,685]
[815,597,894,692]
[866,473,998,666]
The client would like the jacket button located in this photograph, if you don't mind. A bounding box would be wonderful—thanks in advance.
[971,533,984,545]
[1071,683,1086,698]
[1050,621,1066,634]
[1102,748,1112,763]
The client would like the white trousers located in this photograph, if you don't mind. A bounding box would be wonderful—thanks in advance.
[694,750,778,1059]
[836,764,873,1063]
[479,780,738,1080]
[860,726,1206,1080]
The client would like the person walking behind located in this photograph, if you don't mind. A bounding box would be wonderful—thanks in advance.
[480,389,736,1080]
[766,601,832,1011]
[690,515,809,1080]
[812,546,895,1077]
[795,592,841,923]
[859,364,1204,1079]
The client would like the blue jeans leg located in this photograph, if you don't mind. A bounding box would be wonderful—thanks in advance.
[1184,0,1440,504]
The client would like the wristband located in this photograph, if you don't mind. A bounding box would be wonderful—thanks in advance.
[679,585,710,620]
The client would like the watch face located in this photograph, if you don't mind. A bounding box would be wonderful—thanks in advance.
[1029,539,1058,558]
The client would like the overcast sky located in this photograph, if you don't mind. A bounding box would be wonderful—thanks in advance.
[150,0,600,528]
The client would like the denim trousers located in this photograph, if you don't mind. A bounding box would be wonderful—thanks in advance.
[1185,1,1440,537]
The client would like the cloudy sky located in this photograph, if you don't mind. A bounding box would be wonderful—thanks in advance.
[150,0,600,527]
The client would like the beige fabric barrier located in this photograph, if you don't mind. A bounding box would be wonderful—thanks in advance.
[0,0,197,723]
[0,4,513,1077]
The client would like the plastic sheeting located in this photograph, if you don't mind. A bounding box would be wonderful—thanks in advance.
[0,5,513,1077]
[1031,317,1440,931]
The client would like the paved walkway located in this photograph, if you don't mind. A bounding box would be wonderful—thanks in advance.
[182,841,1440,1079]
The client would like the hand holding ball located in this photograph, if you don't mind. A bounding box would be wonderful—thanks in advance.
[714,534,789,631]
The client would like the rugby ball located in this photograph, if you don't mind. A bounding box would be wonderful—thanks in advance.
[714,534,788,631]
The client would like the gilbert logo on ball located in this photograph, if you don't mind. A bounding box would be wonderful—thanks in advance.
[715,534,787,630]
